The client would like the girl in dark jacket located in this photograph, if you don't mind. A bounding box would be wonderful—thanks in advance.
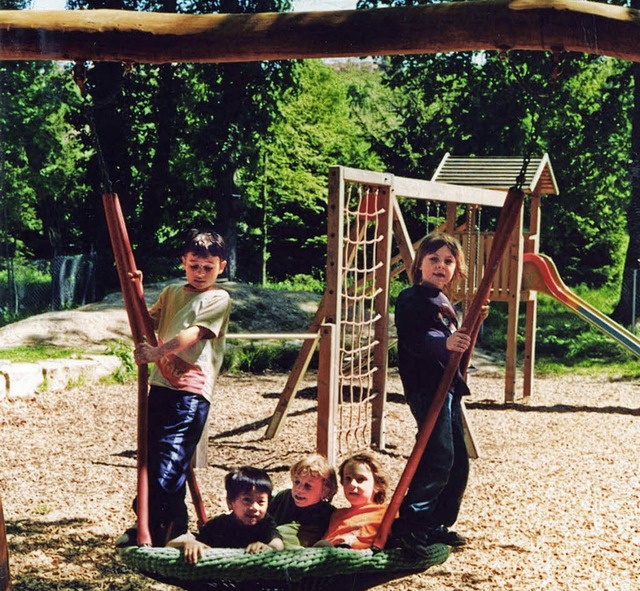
[393,232,475,554]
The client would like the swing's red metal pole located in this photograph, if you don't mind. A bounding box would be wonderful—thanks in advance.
[102,193,208,544]
[103,192,153,547]
[373,186,525,551]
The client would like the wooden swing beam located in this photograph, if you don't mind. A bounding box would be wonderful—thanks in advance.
[0,1,639,64]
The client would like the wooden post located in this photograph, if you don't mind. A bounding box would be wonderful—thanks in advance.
[504,207,524,403]
[317,324,338,465]
[522,192,542,401]
[0,494,10,591]
[370,185,394,450]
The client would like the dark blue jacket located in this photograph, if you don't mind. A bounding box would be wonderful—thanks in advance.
[395,284,470,411]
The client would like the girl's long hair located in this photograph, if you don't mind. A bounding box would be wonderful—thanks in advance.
[410,232,467,299]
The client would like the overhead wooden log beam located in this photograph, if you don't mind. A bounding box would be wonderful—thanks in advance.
[0,0,640,64]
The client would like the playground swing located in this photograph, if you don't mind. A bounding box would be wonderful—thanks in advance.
[110,168,528,591]
[107,186,452,591]
[77,43,544,591]
[116,183,526,591]
[70,66,451,589]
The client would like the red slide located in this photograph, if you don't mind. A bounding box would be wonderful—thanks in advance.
[522,253,640,359]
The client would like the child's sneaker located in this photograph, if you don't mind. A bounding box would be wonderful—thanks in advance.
[115,527,138,548]
[397,531,435,558]
[432,526,466,547]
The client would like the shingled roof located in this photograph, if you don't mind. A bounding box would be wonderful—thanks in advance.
[431,153,559,195]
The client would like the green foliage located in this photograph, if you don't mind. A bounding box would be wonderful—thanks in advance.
[104,340,137,384]
[0,62,91,259]
[0,345,86,362]
[240,60,387,281]
[224,341,311,374]
[0,262,50,284]
[267,273,325,294]
[1,0,638,335]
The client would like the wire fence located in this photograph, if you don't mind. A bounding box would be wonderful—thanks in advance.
[0,252,96,327]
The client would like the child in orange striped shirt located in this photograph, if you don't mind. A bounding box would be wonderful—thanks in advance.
[320,453,388,550]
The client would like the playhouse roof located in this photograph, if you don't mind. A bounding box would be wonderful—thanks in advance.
[431,153,559,196]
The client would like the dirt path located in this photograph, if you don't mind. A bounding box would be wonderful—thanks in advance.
[1,365,639,590]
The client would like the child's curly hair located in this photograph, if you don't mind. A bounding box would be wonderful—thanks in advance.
[290,453,338,502]
[338,453,388,505]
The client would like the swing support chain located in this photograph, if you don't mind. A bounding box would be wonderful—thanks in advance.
[501,49,563,190]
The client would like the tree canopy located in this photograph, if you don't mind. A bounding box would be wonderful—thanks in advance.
[0,0,638,322]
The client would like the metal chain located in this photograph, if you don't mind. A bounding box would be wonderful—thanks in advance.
[72,61,130,194]
[500,51,563,190]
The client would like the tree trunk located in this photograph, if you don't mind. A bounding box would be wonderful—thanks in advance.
[217,163,239,281]
[139,65,177,247]
[139,0,178,250]
[613,0,640,327]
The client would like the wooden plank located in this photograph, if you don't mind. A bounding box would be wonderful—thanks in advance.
[0,2,640,63]
[227,333,318,340]
[461,400,480,459]
[394,176,507,207]
[391,196,415,283]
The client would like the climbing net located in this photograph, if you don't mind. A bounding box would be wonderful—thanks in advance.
[331,181,390,455]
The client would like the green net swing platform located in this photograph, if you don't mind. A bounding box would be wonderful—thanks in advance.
[118,543,450,591]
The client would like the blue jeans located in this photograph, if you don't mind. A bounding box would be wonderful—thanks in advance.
[395,390,469,534]
[145,385,210,546]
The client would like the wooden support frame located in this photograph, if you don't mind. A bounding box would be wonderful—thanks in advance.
[263,300,325,440]
[370,183,394,450]
[504,207,525,403]
[317,323,338,464]
[270,167,486,460]
[1,2,640,64]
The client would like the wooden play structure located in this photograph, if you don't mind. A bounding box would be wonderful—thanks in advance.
[266,156,558,463]
[3,2,640,589]
[434,153,559,403]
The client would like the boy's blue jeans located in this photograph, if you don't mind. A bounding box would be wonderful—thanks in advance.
[146,385,210,546]
[395,390,469,535]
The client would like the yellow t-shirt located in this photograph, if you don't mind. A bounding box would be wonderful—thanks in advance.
[148,283,230,403]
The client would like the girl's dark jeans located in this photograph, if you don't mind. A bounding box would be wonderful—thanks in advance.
[395,390,469,536]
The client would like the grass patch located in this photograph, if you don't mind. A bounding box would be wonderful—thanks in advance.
[478,290,639,380]
[0,345,88,363]
[224,341,315,374]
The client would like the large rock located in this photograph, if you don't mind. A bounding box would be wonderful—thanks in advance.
[0,356,121,400]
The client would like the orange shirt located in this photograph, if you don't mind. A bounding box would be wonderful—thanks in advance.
[322,503,388,550]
